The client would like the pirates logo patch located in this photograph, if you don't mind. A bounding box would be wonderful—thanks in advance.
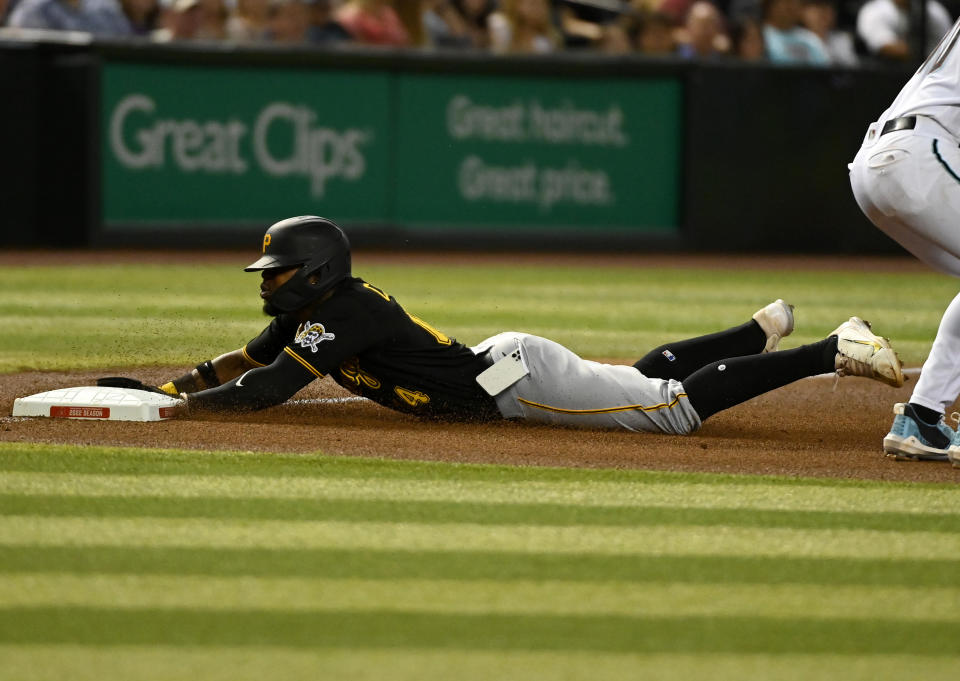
[295,321,335,353]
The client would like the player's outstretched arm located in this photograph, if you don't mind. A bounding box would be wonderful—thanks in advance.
[177,351,315,414]
[157,349,260,397]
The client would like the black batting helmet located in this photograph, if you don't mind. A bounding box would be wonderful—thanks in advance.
[245,216,351,313]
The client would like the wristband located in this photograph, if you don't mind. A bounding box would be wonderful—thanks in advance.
[195,360,220,388]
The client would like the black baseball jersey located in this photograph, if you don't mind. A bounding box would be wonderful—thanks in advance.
[241,278,500,421]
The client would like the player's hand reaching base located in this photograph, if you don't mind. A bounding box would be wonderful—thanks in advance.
[96,376,172,395]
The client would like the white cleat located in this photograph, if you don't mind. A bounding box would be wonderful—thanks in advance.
[830,317,904,388]
[951,447,960,469]
[752,299,795,353]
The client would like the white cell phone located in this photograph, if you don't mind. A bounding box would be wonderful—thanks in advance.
[476,345,529,396]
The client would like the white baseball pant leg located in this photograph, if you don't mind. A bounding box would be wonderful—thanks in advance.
[473,331,702,434]
[850,118,960,412]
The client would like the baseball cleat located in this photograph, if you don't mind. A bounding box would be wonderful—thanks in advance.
[830,317,904,387]
[752,299,795,352]
[883,402,957,461]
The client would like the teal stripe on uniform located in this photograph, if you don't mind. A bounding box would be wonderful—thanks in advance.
[932,139,960,184]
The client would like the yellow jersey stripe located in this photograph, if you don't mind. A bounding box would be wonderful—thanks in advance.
[282,347,325,378]
[362,283,391,301]
[517,394,688,415]
[241,345,267,368]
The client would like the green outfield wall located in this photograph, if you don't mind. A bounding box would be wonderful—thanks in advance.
[101,64,393,226]
[0,37,912,253]
[100,63,681,236]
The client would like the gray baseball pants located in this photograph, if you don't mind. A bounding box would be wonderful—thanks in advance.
[473,331,702,434]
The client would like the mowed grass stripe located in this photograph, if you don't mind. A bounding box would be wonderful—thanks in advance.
[2,516,958,559]
[2,546,956,586]
[3,444,959,495]
[4,494,960,533]
[2,648,958,681]
[2,608,958,654]
[3,575,958,621]
[2,470,959,516]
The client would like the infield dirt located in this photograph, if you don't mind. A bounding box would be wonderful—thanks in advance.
[2,251,957,484]
[3,355,958,485]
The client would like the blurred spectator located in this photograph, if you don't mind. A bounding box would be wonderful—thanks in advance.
[152,0,202,40]
[334,0,409,46]
[308,0,351,42]
[8,0,133,34]
[598,12,635,53]
[454,0,494,46]
[225,0,269,40]
[555,1,605,48]
[266,0,309,42]
[395,0,426,46]
[801,0,857,65]
[120,0,159,34]
[676,1,730,58]
[730,14,766,57]
[422,0,466,47]
[196,0,226,37]
[636,9,677,54]
[450,0,494,47]
[421,0,493,48]
[659,0,694,25]
[761,0,830,63]
[728,0,761,22]
[597,3,669,55]
[856,0,952,62]
[488,0,561,53]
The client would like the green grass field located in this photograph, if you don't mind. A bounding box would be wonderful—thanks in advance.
[2,259,960,678]
[1,260,958,371]
[1,443,959,679]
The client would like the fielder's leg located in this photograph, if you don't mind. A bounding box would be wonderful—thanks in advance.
[883,291,960,461]
[851,132,960,461]
[910,291,960,415]
[634,300,794,381]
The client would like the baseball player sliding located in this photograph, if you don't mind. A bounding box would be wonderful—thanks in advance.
[850,18,960,464]
[112,216,903,434]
